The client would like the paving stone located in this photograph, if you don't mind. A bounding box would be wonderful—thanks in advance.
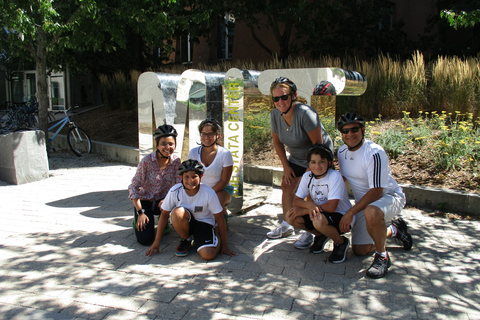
[1,156,480,319]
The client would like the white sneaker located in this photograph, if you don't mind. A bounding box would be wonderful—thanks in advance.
[294,231,314,249]
[267,221,294,239]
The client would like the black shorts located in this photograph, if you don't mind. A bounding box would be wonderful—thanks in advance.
[302,211,345,234]
[288,161,307,177]
[186,209,218,250]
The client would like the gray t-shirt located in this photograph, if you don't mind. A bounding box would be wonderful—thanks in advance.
[271,103,333,168]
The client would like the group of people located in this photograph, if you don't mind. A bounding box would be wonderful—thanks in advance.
[128,77,413,279]
[128,119,237,260]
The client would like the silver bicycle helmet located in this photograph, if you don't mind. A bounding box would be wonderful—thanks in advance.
[177,159,205,176]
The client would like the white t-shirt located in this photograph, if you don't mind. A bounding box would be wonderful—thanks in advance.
[161,183,223,226]
[337,139,404,202]
[295,169,352,215]
[188,145,234,188]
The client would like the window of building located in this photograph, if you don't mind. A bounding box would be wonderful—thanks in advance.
[180,34,193,63]
[217,13,235,60]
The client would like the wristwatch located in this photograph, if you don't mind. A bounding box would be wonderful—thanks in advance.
[137,209,145,216]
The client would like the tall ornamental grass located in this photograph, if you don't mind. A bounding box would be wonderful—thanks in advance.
[100,53,479,119]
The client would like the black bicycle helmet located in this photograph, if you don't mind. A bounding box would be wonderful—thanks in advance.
[313,81,336,96]
[270,77,297,95]
[177,159,205,176]
[199,118,221,133]
[337,112,365,131]
[154,124,178,140]
[307,144,334,167]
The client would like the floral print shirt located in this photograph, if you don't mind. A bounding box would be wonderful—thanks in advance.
[128,152,181,201]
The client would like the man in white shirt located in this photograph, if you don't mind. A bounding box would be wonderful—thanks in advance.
[337,112,413,279]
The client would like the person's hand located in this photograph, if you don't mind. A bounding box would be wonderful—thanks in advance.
[287,207,301,220]
[282,165,296,185]
[145,242,160,256]
[136,213,149,231]
[308,203,321,221]
[222,246,237,257]
[339,211,354,233]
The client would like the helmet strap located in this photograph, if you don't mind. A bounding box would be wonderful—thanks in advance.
[156,149,170,159]
[182,180,200,192]
[201,138,218,148]
[312,168,328,179]
[281,100,294,116]
[348,137,364,151]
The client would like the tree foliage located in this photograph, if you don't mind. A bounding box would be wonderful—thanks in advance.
[0,0,206,137]
[441,1,480,29]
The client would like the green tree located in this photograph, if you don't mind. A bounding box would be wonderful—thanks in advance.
[0,0,190,139]
[441,2,480,29]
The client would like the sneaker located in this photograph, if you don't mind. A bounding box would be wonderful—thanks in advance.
[328,236,350,264]
[266,221,294,239]
[391,217,413,250]
[175,239,191,257]
[294,232,314,249]
[366,252,392,279]
[309,234,329,253]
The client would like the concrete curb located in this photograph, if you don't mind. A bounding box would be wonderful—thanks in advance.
[54,136,480,217]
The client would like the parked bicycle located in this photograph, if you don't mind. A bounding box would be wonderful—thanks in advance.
[48,107,92,157]
[0,101,38,133]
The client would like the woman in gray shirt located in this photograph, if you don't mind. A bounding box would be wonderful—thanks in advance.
[267,77,333,251]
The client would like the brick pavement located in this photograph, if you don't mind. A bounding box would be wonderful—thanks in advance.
[0,152,479,319]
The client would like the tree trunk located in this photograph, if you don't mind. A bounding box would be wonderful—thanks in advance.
[35,28,49,142]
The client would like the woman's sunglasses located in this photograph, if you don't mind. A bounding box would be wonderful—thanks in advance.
[272,94,290,102]
[340,127,361,134]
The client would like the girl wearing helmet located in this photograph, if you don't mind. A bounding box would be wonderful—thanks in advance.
[267,77,334,249]
[286,144,353,263]
[128,124,181,246]
[188,118,234,222]
[146,159,236,260]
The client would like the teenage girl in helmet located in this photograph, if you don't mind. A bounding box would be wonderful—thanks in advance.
[267,77,333,250]
[145,159,237,260]
[128,124,181,246]
[188,118,233,220]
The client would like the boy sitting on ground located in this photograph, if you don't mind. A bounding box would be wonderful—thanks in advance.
[286,144,353,263]
[145,159,237,260]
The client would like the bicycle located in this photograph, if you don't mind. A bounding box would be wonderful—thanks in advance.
[48,107,92,157]
[0,101,39,133]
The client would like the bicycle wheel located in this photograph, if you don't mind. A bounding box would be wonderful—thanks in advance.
[67,126,92,156]
[0,110,13,133]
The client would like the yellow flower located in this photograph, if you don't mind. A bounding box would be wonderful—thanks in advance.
[415,137,427,140]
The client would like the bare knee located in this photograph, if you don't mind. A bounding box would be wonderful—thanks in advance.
[364,206,385,225]
[198,247,218,261]
[170,207,188,226]
[312,215,328,232]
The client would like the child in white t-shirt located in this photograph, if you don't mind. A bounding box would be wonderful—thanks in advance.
[145,159,237,260]
[286,144,353,263]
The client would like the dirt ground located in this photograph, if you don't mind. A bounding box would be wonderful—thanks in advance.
[71,106,479,194]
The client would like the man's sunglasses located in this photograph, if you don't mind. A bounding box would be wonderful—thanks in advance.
[340,127,361,134]
[272,94,290,102]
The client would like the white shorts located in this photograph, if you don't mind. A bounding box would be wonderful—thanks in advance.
[351,191,406,245]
